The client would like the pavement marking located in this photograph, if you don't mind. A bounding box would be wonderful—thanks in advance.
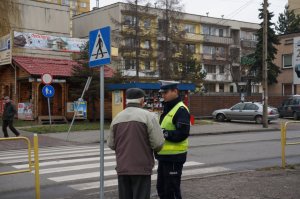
[1,151,115,164]
[49,161,203,182]
[69,166,230,190]
[13,157,102,169]
[38,162,116,174]
[0,145,110,157]
[0,148,114,161]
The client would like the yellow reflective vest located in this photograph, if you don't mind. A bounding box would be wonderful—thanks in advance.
[158,101,189,155]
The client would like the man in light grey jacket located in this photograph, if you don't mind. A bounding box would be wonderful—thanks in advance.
[108,88,164,199]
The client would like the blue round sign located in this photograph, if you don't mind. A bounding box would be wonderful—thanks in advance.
[42,85,55,98]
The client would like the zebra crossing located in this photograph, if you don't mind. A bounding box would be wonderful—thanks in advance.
[0,144,231,191]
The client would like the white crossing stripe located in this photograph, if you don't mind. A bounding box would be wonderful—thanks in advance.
[49,162,203,182]
[0,145,108,157]
[2,151,114,164]
[69,166,230,190]
[0,148,114,161]
[38,162,116,174]
[13,157,101,169]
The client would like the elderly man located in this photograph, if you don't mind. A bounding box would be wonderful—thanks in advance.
[108,88,164,199]
[2,96,20,137]
[155,80,190,199]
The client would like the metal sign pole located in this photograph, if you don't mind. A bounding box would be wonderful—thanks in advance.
[100,67,104,199]
[47,97,52,125]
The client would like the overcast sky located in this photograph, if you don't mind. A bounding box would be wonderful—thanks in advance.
[90,0,287,24]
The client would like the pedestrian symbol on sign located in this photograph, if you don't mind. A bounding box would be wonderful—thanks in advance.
[90,30,109,62]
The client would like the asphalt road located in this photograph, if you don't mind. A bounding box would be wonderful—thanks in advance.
[0,130,300,199]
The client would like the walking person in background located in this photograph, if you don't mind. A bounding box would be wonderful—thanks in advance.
[2,96,20,138]
[155,80,191,199]
[108,88,165,199]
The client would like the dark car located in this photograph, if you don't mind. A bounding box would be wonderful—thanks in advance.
[278,95,300,120]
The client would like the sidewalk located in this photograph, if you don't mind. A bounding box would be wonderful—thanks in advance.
[71,166,300,199]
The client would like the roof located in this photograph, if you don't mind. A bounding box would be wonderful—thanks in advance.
[107,82,195,91]
[12,56,115,78]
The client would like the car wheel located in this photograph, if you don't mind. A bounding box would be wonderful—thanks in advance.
[293,112,299,120]
[216,113,226,122]
[255,115,263,124]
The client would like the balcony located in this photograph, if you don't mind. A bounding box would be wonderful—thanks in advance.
[184,33,203,41]
[241,40,257,48]
[205,74,232,82]
[203,35,233,45]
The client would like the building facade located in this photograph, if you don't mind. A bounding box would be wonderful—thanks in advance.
[289,0,300,15]
[35,0,90,15]
[269,32,300,96]
[72,2,260,93]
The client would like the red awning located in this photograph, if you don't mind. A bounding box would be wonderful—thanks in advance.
[13,56,115,77]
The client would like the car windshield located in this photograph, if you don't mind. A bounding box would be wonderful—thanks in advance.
[231,103,244,110]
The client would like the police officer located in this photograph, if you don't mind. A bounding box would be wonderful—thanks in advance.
[155,80,190,199]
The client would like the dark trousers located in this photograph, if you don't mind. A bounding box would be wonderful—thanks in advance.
[2,120,20,137]
[156,161,184,199]
[118,175,151,199]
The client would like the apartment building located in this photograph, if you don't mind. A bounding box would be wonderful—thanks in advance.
[289,0,300,15]
[35,0,90,15]
[269,32,300,96]
[72,2,259,93]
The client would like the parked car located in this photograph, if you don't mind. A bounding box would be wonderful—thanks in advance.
[212,102,279,123]
[278,95,300,120]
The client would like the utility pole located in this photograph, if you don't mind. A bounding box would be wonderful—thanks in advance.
[262,0,268,128]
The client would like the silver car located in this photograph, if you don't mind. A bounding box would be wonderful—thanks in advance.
[212,102,279,123]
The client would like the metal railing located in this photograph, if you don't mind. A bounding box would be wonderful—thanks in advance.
[281,121,300,168]
[0,134,40,199]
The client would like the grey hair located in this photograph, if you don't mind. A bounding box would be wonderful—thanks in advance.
[126,97,144,104]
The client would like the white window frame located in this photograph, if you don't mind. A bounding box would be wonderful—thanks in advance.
[282,54,293,68]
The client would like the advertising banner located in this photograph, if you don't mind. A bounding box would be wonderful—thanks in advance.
[294,37,300,85]
[74,101,87,119]
[18,103,34,120]
[0,34,12,66]
[13,31,88,53]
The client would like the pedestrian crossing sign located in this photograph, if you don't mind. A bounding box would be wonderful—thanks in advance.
[89,26,111,67]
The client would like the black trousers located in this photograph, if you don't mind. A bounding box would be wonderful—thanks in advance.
[118,175,151,199]
[156,161,184,199]
[2,120,20,137]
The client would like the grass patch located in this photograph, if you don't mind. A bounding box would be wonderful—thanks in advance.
[0,119,39,127]
[21,121,111,134]
[256,164,298,171]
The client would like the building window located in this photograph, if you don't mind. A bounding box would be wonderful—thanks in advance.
[204,65,216,73]
[124,15,137,26]
[62,0,69,5]
[184,24,195,33]
[185,44,195,53]
[219,84,224,92]
[144,40,150,49]
[80,2,87,8]
[219,29,224,37]
[125,59,136,70]
[219,65,225,74]
[216,47,225,58]
[204,84,215,92]
[144,19,151,29]
[202,25,210,35]
[144,60,151,70]
[125,38,134,47]
[282,54,292,68]
[203,46,215,55]
[158,19,167,32]
[241,31,257,41]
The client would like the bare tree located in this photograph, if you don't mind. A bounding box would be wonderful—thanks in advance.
[156,0,185,79]
[111,1,153,80]
[0,0,20,36]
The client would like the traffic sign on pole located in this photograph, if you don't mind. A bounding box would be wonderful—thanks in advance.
[41,73,53,85]
[89,26,111,67]
[42,85,55,98]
